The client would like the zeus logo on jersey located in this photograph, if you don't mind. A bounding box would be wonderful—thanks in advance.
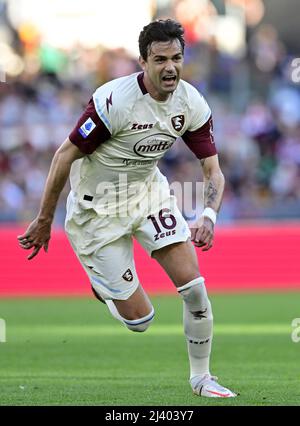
[106,92,113,113]
[208,117,215,144]
[131,123,154,130]
[78,117,96,138]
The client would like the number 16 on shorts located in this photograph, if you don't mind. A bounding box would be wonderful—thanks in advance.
[147,208,177,241]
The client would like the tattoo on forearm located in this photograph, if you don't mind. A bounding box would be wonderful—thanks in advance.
[205,181,218,207]
[200,158,225,211]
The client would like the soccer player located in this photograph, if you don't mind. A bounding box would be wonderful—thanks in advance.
[18,19,237,398]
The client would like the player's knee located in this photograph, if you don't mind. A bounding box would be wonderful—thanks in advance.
[177,277,213,320]
[123,307,155,332]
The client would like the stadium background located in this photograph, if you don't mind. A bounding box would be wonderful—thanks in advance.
[0,0,300,407]
[0,0,299,295]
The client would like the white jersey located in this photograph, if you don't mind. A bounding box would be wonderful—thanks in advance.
[68,72,213,215]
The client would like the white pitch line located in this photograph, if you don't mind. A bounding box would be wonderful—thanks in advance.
[8,323,291,336]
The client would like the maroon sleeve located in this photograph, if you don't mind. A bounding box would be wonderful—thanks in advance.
[69,98,111,154]
[181,115,217,159]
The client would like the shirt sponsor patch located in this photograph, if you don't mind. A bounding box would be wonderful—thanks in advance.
[78,117,96,138]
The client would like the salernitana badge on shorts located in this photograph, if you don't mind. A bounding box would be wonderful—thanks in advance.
[171,115,185,131]
[122,268,133,282]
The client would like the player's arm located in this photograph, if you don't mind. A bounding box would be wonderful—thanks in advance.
[190,154,225,251]
[17,138,84,259]
[182,112,225,251]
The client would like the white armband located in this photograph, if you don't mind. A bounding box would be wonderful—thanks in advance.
[201,207,217,225]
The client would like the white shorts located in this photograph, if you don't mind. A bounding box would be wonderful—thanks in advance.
[65,191,191,301]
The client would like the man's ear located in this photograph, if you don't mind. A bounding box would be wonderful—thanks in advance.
[139,56,146,70]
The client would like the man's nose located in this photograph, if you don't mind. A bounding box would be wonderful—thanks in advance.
[164,60,176,73]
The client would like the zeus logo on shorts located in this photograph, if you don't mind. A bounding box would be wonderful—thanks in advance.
[79,117,96,138]
[154,230,176,241]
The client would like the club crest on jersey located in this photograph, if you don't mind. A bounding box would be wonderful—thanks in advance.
[122,269,133,282]
[171,115,185,132]
[79,117,96,138]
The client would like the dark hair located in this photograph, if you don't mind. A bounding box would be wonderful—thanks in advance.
[139,19,185,60]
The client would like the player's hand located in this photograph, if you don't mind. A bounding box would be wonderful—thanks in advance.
[190,216,214,251]
[17,217,51,260]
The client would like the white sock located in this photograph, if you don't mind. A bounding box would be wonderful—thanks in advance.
[177,277,213,380]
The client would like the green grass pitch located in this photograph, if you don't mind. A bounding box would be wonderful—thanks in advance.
[0,292,300,406]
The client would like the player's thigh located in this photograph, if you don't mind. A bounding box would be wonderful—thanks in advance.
[152,239,201,287]
[77,235,139,301]
[134,199,199,286]
[134,198,191,258]
[66,210,152,319]
[79,236,152,318]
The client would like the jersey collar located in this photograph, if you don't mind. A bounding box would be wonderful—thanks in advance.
[137,72,148,95]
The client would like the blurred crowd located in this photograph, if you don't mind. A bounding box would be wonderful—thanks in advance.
[1,1,300,225]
